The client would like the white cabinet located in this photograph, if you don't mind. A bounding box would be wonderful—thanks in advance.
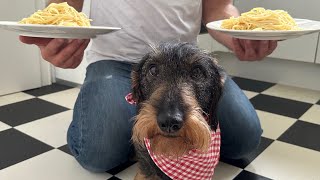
[233,0,320,63]
[267,34,318,63]
[0,0,44,96]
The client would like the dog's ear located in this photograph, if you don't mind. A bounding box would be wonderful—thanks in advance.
[131,65,143,104]
[210,55,227,87]
[208,82,222,131]
[217,64,227,87]
[131,56,148,103]
[208,57,227,131]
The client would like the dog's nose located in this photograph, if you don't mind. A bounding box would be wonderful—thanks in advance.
[157,111,183,133]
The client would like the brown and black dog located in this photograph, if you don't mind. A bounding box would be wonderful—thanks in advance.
[130,42,226,180]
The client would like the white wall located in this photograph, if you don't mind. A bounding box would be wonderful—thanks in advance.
[0,0,45,95]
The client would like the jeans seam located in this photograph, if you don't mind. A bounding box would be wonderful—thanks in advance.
[75,84,86,159]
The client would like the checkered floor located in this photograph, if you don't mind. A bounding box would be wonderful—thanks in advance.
[0,77,320,180]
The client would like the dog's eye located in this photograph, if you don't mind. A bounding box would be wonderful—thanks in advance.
[149,65,158,76]
[191,67,205,79]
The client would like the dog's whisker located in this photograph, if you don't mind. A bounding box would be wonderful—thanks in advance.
[147,43,161,55]
[194,107,209,117]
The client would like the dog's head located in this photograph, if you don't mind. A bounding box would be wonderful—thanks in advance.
[131,42,226,157]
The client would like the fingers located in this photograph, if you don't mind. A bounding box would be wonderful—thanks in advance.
[70,51,85,69]
[59,40,90,69]
[232,38,245,60]
[267,40,278,55]
[39,39,89,68]
[20,35,90,69]
[232,38,257,61]
[53,39,88,66]
[19,36,52,46]
[53,39,90,69]
[257,40,269,58]
[40,39,68,59]
[243,40,256,60]
[233,38,278,61]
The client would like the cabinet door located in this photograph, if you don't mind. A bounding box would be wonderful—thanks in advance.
[0,0,42,95]
[233,0,319,63]
[315,41,320,64]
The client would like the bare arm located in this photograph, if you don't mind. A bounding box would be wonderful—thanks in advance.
[202,0,238,50]
[48,0,84,12]
[202,0,277,61]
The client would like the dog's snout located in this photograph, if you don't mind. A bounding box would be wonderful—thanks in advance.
[157,110,183,133]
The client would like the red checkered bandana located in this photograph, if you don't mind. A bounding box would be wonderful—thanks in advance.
[125,93,136,105]
[144,128,221,180]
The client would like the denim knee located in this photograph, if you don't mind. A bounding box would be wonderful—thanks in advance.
[66,74,135,172]
[217,77,263,159]
[220,118,263,159]
[67,125,133,173]
[73,147,131,173]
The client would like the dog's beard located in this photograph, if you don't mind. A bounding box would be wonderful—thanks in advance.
[132,101,211,158]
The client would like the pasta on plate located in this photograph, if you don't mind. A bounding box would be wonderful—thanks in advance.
[221,7,300,31]
[19,2,91,27]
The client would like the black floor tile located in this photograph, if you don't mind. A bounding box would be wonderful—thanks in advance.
[250,94,312,119]
[232,77,275,93]
[107,159,137,175]
[0,129,53,170]
[220,137,274,169]
[58,144,72,156]
[23,83,73,97]
[278,120,320,152]
[233,170,272,180]
[108,176,122,180]
[0,98,69,126]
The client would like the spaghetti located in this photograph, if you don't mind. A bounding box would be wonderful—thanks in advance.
[221,7,300,31]
[19,2,91,27]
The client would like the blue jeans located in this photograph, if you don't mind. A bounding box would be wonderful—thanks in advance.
[67,60,262,172]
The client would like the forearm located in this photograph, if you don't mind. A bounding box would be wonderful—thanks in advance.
[202,1,239,50]
[47,0,84,12]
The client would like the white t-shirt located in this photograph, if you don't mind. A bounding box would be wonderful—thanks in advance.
[86,0,202,64]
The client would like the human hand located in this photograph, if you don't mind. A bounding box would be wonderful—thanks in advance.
[19,36,90,69]
[232,38,277,61]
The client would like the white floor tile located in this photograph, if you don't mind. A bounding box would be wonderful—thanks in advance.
[262,84,320,104]
[214,162,242,180]
[257,110,297,139]
[115,163,138,180]
[15,111,73,148]
[245,141,320,180]
[0,121,11,132]
[39,88,80,109]
[114,162,242,180]
[243,90,259,99]
[300,105,320,125]
[0,149,112,180]
[0,92,34,106]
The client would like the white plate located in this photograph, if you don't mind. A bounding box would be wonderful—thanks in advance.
[206,18,320,40]
[0,21,121,39]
